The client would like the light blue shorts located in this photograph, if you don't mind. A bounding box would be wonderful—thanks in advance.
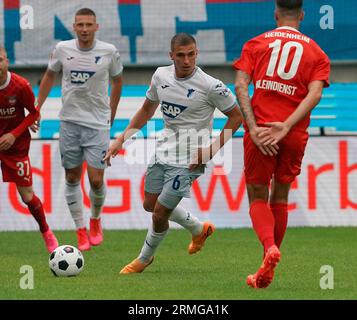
[144,162,204,202]
[59,121,110,170]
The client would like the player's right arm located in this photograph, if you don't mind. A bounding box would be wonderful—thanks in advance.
[103,98,159,165]
[261,80,325,145]
[31,45,61,132]
[37,69,56,109]
[29,69,56,133]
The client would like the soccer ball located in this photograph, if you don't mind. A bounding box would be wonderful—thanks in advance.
[49,245,84,277]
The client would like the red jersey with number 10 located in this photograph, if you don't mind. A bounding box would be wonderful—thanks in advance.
[0,72,38,155]
[233,26,330,132]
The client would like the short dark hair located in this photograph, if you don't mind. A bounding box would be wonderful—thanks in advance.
[75,8,96,17]
[276,0,303,10]
[276,0,302,17]
[171,33,196,51]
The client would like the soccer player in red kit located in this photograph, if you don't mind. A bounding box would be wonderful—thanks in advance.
[233,0,330,288]
[0,47,58,253]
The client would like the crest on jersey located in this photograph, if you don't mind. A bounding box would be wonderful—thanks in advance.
[70,70,95,84]
[219,88,229,96]
[161,101,187,118]
[95,56,102,64]
[8,96,17,106]
[187,89,195,98]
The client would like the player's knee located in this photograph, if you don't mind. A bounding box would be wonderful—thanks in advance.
[143,201,155,213]
[65,175,80,185]
[19,190,34,203]
[89,179,104,190]
[247,184,269,202]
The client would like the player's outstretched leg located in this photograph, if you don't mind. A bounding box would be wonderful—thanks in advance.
[18,186,59,253]
[120,201,171,274]
[247,245,281,289]
[168,206,215,255]
[188,221,215,255]
[120,225,168,274]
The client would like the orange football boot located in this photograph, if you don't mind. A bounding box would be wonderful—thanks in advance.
[188,222,215,255]
[120,256,154,274]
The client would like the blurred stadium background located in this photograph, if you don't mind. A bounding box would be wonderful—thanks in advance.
[0,0,356,233]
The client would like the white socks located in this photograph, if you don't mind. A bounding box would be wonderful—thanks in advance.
[89,184,106,219]
[65,181,84,229]
[138,226,168,263]
[169,206,203,236]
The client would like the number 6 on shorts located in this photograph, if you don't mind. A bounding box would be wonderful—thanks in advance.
[172,175,181,190]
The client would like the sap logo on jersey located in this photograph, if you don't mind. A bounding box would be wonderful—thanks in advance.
[70,71,95,84]
[161,101,187,118]
[0,107,16,117]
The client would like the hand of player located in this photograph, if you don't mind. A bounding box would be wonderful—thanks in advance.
[0,133,16,151]
[249,126,279,156]
[260,122,290,146]
[102,137,124,167]
[189,147,211,171]
[30,114,41,133]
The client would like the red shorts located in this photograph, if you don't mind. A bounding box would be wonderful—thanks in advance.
[244,130,308,185]
[0,152,33,187]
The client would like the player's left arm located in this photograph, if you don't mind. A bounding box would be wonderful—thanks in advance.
[0,82,39,151]
[262,80,325,145]
[109,75,123,126]
[235,70,278,156]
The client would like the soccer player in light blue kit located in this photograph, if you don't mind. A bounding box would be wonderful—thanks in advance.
[104,33,243,273]
[36,8,123,251]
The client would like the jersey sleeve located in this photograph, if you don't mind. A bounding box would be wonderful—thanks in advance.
[232,41,255,77]
[310,52,330,88]
[146,70,159,102]
[47,44,62,72]
[109,48,124,78]
[10,81,39,138]
[208,81,237,113]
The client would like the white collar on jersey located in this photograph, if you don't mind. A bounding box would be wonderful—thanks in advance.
[0,72,11,90]
[275,26,301,33]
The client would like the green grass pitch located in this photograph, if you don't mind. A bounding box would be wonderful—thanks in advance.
[0,227,356,300]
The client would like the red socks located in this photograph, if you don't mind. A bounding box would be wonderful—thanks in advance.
[270,202,288,248]
[249,200,275,252]
[26,194,49,233]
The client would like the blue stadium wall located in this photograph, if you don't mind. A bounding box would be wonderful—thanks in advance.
[1,0,356,66]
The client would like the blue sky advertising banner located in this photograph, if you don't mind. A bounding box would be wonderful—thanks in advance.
[1,0,356,66]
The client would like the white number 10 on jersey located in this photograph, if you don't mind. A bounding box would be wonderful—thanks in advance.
[266,40,303,80]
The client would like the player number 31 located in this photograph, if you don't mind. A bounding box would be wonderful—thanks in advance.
[16,160,30,177]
